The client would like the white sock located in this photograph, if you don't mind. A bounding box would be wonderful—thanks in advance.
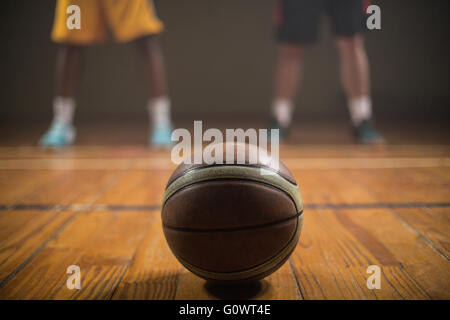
[348,96,372,126]
[52,97,75,126]
[272,99,293,127]
[148,96,171,126]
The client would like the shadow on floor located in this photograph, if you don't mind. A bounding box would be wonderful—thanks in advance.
[204,280,272,300]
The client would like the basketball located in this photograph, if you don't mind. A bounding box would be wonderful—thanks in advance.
[161,143,303,282]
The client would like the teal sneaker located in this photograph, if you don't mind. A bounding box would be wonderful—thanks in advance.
[354,119,385,144]
[150,122,174,147]
[39,122,76,147]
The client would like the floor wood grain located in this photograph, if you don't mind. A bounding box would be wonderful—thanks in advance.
[0,142,448,300]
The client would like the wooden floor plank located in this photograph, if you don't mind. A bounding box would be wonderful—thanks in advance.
[343,209,450,299]
[291,209,431,299]
[111,212,181,300]
[0,210,152,299]
[174,262,301,300]
[0,145,448,160]
[0,168,128,296]
[393,207,450,259]
[0,142,449,300]
[0,210,76,284]
[280,145,450,159]
[296,169,376,205]
[18,170,122,206]
[94,170,171,206]
[346,168,450,203]
[0,170,64,204]
[289,168,449,300]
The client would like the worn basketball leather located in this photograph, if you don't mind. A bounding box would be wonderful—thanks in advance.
[163,181,297,229]
[161,142,303,281]
[167,142,297,186]
[163,219,297,273]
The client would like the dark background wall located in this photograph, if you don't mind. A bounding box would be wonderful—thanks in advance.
[0,0,449,124]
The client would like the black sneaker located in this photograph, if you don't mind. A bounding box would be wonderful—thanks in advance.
[267,117,290,141]
[354,119,385,144]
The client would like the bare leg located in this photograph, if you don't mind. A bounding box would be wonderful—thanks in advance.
[336,34,372,124]
[274,44,304,101]
[135,35,168,98]
[39,45,83,146]
[271,44,304,131]
[55,45,84,98]
[135,35,172,146]
[336,34,369,99]
[336,34,384,143]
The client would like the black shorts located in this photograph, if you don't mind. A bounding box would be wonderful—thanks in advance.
[275,0,369,44]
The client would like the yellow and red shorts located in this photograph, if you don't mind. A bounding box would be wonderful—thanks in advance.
[51,0,164,44]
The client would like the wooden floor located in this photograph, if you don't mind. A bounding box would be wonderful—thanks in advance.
[0,124,449,300]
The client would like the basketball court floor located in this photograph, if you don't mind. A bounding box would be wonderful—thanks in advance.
[0,122,449,299]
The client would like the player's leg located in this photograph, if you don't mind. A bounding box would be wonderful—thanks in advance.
[39,45,82,147]
[105,0,172,147]
[271,0,322,139]
[272,44,304,136]
[135,35,173,147]
[135,36,167,99]
[336,35,372,122]
[336,35,368,99]
[40,0,105,147]
[330,0,384,144]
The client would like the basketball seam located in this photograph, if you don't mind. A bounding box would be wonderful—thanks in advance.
[167,164,298,188]
[163,209,303,233]
[162,166,303,213]
[162,177,300,219]
[170,215,302,281]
